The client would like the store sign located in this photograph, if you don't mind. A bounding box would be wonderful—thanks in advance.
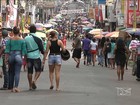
[98,0,106,4]
[60,9,85,15]
[127,0,140,27]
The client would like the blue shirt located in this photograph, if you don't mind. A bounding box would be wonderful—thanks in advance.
[82,38,91,50]
[25,33,41,59]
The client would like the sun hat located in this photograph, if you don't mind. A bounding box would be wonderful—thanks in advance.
[61,49,70,61]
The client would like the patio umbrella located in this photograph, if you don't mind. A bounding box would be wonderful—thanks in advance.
[89,29,102,35]
[129,39,140,50]
[35,23,44,31]
[46,29,58,34]
[94,34,103,39]
[36,31,46,38]
[49,19,57,22]
[130,30,140,36]
[102,32,109,35]
[86,23,94,28]
[55,14,63,19]
[122,28,140,34]
[110,32,119,37]
[78,16,88,21]
[105,31,119,37]
[82,21,90,24]
[49,21,57,25]
[44,24,53,28]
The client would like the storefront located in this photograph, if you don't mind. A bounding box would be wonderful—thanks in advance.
[126,0,140,28]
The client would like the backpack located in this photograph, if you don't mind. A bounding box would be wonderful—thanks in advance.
[106,42,111,53]
[30,34,44,54]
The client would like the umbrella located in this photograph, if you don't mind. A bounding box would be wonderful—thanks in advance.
[129,39,140,50]
[78,16,88,21]
[86,23,94,28]
[82,21,90,24]
[110,32,119,37]
[94,34,103,39]
[44,24,53,28]
[105,31,119,37]
[36,31,46,38]
[49,21,57,25]
[35,23,44,31]
[102,32,109,35]
[49,19,57,22]
[46,29,58,34]
[122,28,140,33]
[130,30,140,36]
[55,14,62,19]
[83,27,92,31]
[89,29,102,35]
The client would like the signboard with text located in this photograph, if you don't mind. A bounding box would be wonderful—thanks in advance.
[98,0,106,4]
[127,0,140,27]
[60,9,85,15]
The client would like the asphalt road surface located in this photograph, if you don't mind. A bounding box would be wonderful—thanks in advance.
[0,40,139,105]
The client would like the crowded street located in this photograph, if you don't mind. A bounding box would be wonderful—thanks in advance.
[0,0,140,105]
[0,40,140,105]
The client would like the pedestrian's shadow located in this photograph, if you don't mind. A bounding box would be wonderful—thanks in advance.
[21,89,95,96]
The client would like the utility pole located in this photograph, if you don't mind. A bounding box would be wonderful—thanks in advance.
[133,0,136,31]
[16,0,20,26]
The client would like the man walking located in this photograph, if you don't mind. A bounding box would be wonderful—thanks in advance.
[0,29,9,90]
[82,34,91,66]
[25,24,44,90]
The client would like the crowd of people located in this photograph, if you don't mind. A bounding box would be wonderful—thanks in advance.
[71,30,140,81]
[0,24,65,92]
[0,23,140,93]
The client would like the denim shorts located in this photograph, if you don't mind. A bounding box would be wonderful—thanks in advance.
[48,55,62,65]
[27,58,41,74]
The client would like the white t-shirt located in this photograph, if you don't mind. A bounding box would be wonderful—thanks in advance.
[90,41,97,50]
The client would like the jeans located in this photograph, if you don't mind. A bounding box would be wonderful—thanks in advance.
[83,50,91,64]
[98,55,104,65]
[2,55,9,88]
[137,59,140,78]
[8,51,22,89]
[87,52,91,64]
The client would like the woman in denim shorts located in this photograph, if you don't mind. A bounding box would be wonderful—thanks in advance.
[43,31,65,91]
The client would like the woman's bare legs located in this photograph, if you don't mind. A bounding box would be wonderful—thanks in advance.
[117,66,121,81]
[55,64,61,91]
[49,65,55,89]
[121,67,124,80]
[92,54,96,66]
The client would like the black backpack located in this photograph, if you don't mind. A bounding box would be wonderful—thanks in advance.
[30,34,44,54]
[106,42,111,53]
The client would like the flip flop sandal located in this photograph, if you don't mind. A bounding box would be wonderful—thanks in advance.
[32,82,37,89]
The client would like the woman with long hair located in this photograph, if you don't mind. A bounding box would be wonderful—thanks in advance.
[114,38,129,81]
[101,37,107,67]
[42,31,65,91]
[5,26,27,92]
